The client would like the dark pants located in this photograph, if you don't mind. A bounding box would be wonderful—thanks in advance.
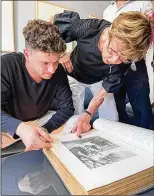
[114,59,154,130]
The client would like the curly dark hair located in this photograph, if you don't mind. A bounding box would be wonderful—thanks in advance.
[23,19,66,53]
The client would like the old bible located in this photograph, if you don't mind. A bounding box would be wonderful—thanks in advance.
[43,117,154,195]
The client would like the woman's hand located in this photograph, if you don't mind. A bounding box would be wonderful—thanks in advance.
[59,52,73,73]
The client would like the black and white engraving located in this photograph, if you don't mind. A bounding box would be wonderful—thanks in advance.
[62,136,136,169]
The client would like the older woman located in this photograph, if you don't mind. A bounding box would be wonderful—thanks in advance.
[54,10,153,136]
[103,0,154,130]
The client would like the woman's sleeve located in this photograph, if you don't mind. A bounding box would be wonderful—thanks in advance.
[54,10,101,42]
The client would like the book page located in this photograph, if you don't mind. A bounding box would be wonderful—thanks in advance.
[50,130,153,191]
[93,119,154,154]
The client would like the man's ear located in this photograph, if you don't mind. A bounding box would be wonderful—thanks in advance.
[23,48,29,58]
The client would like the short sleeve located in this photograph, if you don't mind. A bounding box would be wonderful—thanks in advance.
[1,55,22,136]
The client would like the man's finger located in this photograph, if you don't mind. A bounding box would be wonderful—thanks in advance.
[44,142,52,149]
[37,139,52,149]
[33,138,52,150]
[40,136,52,148]
[37,128,53,142]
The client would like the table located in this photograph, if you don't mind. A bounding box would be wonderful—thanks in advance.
[2,150,70,195]
[1,150,154,195]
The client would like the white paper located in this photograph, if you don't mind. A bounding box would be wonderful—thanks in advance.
[93,119,154,154]
[51,128,153,191]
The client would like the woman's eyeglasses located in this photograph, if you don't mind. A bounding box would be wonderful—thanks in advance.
[107,39,132,64]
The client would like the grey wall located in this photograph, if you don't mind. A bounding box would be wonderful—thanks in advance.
[51,1,110,18]
[13,1,110,52]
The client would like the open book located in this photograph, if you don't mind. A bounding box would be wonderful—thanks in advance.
[43,117,154,195]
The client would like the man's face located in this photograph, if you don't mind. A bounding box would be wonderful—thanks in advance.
[24,49,60,79]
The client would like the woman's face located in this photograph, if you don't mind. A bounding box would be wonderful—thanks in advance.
[99,29,130,65]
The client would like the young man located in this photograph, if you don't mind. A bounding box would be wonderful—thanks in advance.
[53,10,153,137]
[103,0,153,129]
[1,19,74,151]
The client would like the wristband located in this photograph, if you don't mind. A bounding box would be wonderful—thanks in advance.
[85,110,92,118]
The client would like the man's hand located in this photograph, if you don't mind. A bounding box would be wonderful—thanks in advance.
[16,122,52,151]
[59,52,73,73]
[72,113,91,137]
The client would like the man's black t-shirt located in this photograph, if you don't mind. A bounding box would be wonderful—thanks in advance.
[54,11,130,93]
[1,52,74,136]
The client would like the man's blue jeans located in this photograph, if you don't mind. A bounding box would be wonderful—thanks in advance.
[114,59,153,130]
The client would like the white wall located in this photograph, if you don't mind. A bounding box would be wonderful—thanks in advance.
[13,1,110,52]
[14,1,36,52]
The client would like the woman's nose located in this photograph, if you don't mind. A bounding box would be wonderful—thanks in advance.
[110,55,121,64]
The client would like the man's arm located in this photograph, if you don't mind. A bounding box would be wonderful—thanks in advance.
[1,56,22,136]
[43,66,74,132]
[1,111,22,137]
[1,55,52,151]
